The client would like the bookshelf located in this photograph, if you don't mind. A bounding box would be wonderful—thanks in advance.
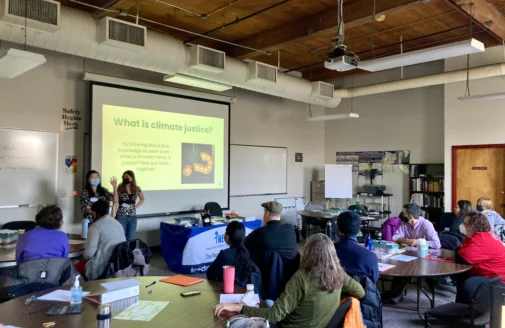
[409,164,444,222]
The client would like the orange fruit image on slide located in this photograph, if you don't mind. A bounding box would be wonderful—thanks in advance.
[193,152,214,175]
[182,165,193,177]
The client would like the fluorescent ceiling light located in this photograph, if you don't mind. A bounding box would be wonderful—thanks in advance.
[306,113,360,121]
[0,48,46,79]
[358,39,485,72]
[163,74,232,92]
[457,92,505,102]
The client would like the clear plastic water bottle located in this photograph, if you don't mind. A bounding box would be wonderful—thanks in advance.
[355,201,362,214]
[81,216,90,239]
[240,284,258,307]
[377,232,382,240]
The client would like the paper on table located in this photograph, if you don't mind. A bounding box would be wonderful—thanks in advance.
[115,301,169,321]
[101,279,142,290]
[220,294,260,304]
[37,290,90,302]
[378,263,396,272]
[392,255,417,262]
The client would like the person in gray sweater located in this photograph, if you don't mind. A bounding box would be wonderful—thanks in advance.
[84,199,126,280]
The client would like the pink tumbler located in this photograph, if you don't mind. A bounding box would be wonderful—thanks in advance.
[223,266,235,294]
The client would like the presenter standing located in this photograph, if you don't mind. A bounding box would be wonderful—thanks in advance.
[116,170,144,240]
[80,170,118,238]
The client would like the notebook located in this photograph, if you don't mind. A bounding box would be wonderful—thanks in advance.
[160,275,204,287]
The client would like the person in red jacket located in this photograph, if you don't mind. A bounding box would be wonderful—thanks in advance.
[455,211,505,303]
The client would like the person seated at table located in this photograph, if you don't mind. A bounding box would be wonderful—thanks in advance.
[214,233,365,328]
[476,197,505,239]
[244,201,299,267]
[207,221,262,293]
[15,206,69,264]
[455,212,505,303]
[393,203,441,249]
[450,200,473,233]
[335,211,379,283]
[75,200,126,280]
[384,203,441,304]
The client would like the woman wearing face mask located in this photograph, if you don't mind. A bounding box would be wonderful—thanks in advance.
[476,197,505,238]
[115,170,144,240]
[80,170,118,238]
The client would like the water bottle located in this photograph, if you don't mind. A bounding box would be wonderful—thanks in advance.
[240,284,258,307]
[81,216,90,239]
[366,235,372,250]
[377,232,382,240]
[355,201,362,214]
[96,304,111,328]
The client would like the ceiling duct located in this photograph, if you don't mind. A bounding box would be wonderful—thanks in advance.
[0,0,60,32]
[99,17,146,52]
[189,45,225,73]
[0,6,341,107]
[311,81,334,100]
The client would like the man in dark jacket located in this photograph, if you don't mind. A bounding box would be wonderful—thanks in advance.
[335,211,379,283]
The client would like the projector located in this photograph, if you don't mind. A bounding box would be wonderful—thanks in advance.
[324,55,358,72]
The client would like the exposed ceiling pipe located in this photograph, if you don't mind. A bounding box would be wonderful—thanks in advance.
[333,63,505,98]
[184,0,291,44]
[0,6,340,107]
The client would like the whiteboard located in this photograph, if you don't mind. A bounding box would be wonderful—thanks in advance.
[230,145,287,196]
[0,129,58,206]
[325,164,352,198]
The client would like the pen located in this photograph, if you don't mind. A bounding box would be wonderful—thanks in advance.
[146,281,156,288]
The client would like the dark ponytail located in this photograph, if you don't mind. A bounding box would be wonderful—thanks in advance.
[226,221,253,281]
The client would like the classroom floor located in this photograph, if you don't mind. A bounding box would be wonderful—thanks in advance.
[148,248,456,328]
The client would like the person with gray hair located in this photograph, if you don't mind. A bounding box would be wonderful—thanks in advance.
[393,203,441,249]
[384,203,441,304]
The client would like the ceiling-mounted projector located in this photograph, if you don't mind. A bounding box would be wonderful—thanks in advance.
[324,55,358,72]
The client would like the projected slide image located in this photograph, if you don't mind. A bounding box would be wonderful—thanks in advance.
[101,104,224,191]
[181,143,215,184]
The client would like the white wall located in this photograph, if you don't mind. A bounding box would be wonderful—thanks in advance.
[0,43,325,245]
[325,62,445,215]
[444,46,505,211]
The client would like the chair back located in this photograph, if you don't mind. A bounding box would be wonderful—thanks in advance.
[326,298,353,328]
[99,239,152,279]
[305,204,325,211]
[439,233,460,251]
[204,202,223,217]
[472,277,503,315]
[2,221,37,232]
[438,212,456,232]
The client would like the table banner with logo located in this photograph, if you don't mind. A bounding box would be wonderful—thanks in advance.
[160,220,262,274]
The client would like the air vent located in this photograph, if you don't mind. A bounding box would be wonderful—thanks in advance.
[99,17,146,52]
[189,45,225,73]
[311,81,334,99]
[247,61,277,86]
[0,0,60,32]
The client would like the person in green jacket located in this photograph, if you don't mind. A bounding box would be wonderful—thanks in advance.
[214,233,365,328]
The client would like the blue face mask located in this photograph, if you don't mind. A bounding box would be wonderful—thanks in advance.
[90,178,101,186]
[477,205,484,212]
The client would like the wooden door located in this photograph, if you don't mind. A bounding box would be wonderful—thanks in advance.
[454,147,505,217]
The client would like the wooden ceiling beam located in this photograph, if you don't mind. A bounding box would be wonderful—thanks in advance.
[231,0,422,60]
[445,0,505,42]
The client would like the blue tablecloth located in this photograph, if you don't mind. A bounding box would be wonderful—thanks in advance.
[160,220,262,274]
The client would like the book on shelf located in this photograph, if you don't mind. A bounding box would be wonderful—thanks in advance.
[410,178,444,192]
[410,193,444,208]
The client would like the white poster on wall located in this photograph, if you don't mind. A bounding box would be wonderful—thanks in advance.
[325,164,353,199]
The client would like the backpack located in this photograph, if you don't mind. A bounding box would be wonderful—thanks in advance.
[99,239,152,279]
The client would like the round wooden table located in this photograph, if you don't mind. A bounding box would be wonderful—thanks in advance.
[0,277,236,327]
[380,248,472,320]
[0,234,86,268]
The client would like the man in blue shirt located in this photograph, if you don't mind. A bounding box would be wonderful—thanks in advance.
[335,211,379,283]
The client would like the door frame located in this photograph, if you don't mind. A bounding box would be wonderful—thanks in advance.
[452,144,505,210]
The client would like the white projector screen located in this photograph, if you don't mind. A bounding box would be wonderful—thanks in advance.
[90,83,230,216]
